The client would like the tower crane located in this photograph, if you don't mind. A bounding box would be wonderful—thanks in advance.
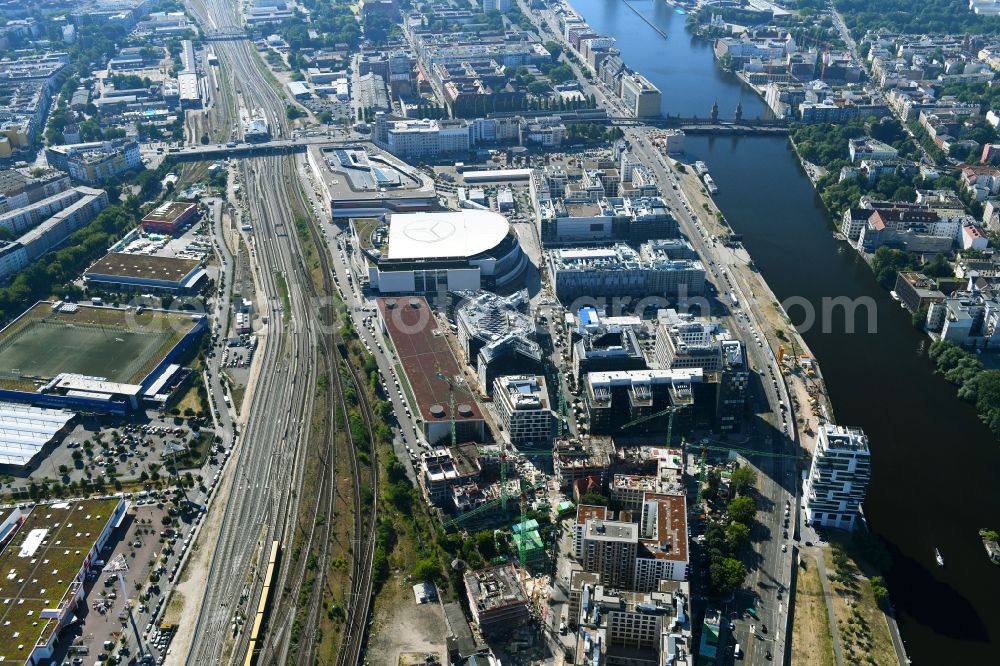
[435,370,519,514]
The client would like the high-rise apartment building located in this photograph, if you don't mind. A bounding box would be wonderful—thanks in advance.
[804,424,871,530]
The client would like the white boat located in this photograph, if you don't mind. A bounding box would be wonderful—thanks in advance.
[694,161,709,176]
[703,174,719,194]
[935,547,944,567]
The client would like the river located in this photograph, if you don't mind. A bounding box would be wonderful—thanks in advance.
[569,0,1000,661]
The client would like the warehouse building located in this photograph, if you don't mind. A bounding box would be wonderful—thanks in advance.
[140,201,198,235]
[84,253,205,293]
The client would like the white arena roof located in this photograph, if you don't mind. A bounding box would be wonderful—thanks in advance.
[387,210,510,260]
[0,402,75,466]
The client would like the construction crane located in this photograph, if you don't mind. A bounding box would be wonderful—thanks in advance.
[442,478,547,530]
[690,437,805,517]
[621,405,684,448]
[104,554,147,660]
[692,437,805,462]
[435,370,517,514]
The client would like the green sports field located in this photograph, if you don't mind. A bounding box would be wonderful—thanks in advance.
[0,319,176,383]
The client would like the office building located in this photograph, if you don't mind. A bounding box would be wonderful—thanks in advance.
[571,307,647,382]
[493,375,555,448]
[377,116,471,159]
[926,285,1000,348]
[547,244,705,301]
[803,424,872,530]
[455,290,542,393]
[620,72,662,118]
[655,310,723,372]
[581,518,638,589]
[717,339,749,432]
[894,272,945,314]
[538,196,677,246]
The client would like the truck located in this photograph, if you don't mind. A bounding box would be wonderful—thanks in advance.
[729,291,739,308]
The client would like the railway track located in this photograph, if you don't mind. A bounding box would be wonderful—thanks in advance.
[179,2,380,663]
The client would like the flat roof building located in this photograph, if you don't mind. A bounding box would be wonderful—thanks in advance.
[548,243,705,302]
[0,402,75,467]
[0,498,128,664]
[307,144,436,219]
[572,307,647,382]
[376,296,485,445]
[634,493,689,589]
[84,253,204,292]
[584,369,705,436]
[493,375,555,449]
[464,565,530,636]
[140,201,198,235]
[804,424,871,531]
[582,518,639,589]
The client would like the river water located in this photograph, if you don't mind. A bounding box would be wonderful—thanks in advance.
[570,0,1000,661]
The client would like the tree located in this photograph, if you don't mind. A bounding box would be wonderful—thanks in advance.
[725,521,751,551]
[975,370,1000,436]
[548,64,575,84]
[475,530,497,559]
[543,40,563,61]
[870,575,889,608]
[704,469,722,502]
[730,466,757,497]
[316,110,333,124]
[710,557,747,595]
[413,556,440,582]
[727,495,757,525]
[199,133,209,145]
[578,491,610,507]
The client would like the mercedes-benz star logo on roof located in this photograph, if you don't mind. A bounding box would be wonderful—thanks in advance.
[403,218,456,243]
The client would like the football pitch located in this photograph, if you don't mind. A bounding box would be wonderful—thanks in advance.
[0,319,175,384]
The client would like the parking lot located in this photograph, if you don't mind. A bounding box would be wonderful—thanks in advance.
[46,499,201,666]
[3,413,220,491]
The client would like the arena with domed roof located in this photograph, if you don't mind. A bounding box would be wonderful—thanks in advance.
[350,210,528,293]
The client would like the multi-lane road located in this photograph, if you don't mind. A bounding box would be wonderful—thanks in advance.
[623,128,798,666]
[523,4,804,658]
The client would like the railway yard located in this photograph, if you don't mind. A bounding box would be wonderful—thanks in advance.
[0,0,863,665]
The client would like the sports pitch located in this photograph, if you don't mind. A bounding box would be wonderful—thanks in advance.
[0,305,191,385]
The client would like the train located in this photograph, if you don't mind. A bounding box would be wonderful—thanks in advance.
[243,540,281,666]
